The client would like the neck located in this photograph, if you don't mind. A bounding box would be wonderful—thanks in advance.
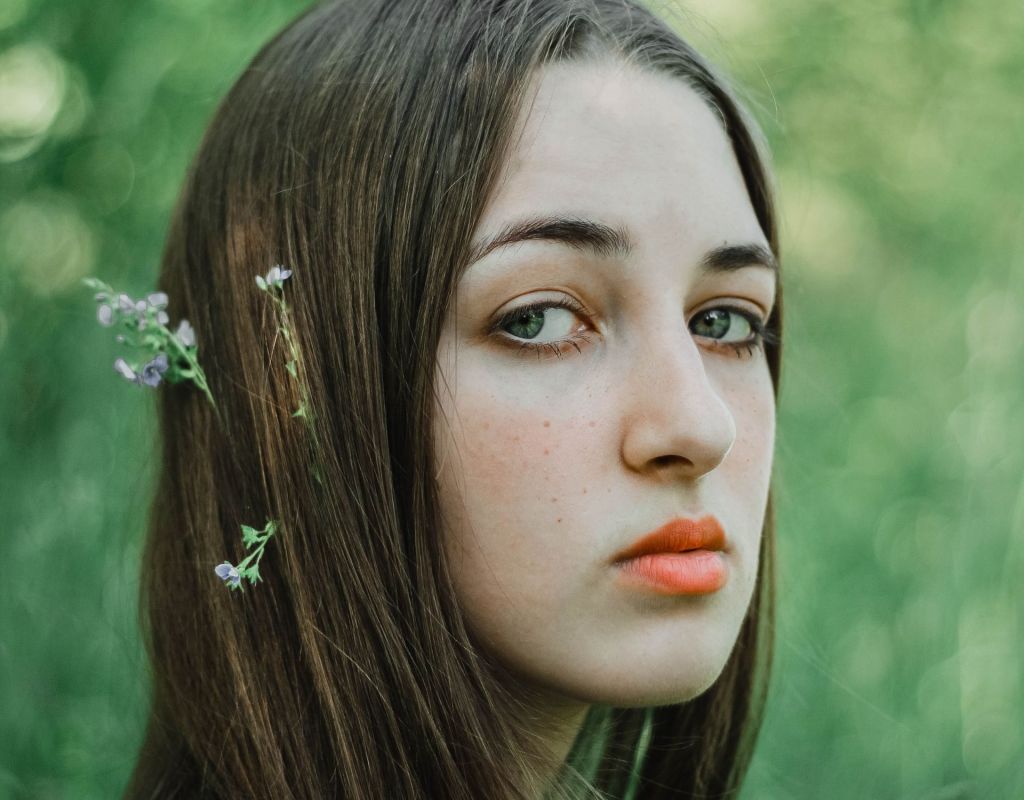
[501,678,592,797]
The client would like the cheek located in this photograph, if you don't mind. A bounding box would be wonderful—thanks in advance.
[435,388,566,555]
[720,369,776,574]
[431,367,603,630]
[434,355,597,515]
[733,372,775,481]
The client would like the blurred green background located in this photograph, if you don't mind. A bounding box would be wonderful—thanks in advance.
[1,0,1021,797]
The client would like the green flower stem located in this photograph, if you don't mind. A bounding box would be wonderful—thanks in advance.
[268,291,325,487]
[235,538,269,575]
[154,321,218,411]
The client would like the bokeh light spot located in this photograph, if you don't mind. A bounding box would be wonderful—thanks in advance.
[0,192,97,296]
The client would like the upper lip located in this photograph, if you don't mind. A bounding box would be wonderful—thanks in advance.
[611,515,727,563]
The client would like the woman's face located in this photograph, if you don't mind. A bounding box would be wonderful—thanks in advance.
[433,60,777,717]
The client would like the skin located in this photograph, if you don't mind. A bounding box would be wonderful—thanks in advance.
[433,58,777,780]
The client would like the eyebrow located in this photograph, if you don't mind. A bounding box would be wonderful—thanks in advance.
[467,214,779,278]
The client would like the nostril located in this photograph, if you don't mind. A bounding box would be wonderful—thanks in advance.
[651,454,691,469]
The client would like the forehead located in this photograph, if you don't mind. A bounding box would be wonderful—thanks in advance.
[479,59,764,254]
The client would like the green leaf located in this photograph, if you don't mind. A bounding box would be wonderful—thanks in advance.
[240,524,260,547]
[256,275,267,291]
[292,405,306,418]
[286,359,297,378]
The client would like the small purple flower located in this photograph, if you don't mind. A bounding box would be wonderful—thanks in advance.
[174,319,195,347]
[97,304,113,327]
[215,562,241,588]
[156,310,169,326]
[147,292,168,310]
[117,293,135,314]
[139,352,169,387]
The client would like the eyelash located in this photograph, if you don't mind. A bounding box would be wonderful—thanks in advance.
[491,296,779,361]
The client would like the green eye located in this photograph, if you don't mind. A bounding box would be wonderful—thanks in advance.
[690,306,777,359]
[504,308,547,340]
[492,297,592,359]
[692,308,751,341]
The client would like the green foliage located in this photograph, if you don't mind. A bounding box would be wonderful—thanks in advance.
[1,0,1021,798]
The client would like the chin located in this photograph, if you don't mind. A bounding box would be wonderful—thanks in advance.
[600,667,727,709]
[547,647,734,710]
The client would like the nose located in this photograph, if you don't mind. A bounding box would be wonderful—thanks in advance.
[619,313,736,481]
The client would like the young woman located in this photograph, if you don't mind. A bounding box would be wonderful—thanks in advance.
[125,0,783,797]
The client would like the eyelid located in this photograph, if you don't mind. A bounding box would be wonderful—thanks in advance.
[489,294,592,333]
[693,298,768,326]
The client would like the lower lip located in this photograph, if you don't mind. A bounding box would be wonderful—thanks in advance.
[615,550,728,595]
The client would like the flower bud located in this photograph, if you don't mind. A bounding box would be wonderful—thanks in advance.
[175,319,196,347]
[113,358,139,384]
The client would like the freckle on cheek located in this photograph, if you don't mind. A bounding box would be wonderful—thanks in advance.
[589,421,596,427]
[543,420,551,427]
[544,448,549,455]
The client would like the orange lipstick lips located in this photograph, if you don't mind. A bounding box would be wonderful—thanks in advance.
[611,515,729,596]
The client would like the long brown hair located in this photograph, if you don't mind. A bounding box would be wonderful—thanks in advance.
[126,0,783,797]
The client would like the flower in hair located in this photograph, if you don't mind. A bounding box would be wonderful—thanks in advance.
[253,265,325,488]
[215,519,278,592]
[256,264,292,291]
[83,276,217,412]
[85,268,316,595]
